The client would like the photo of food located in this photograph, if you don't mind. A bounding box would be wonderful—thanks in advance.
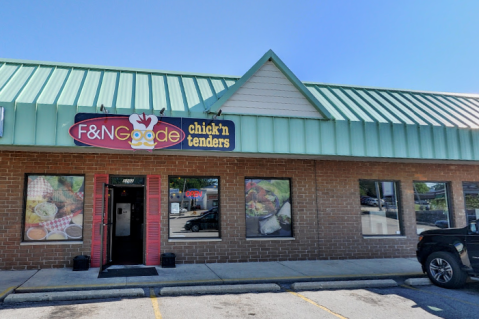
[24,175,84,241]
[245,179,291,237]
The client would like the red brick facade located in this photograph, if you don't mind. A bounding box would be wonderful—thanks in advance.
[0,150,473,269]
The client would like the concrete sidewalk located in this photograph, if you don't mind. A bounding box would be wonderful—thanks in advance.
[0,270,37,301]
[1,258,424,298]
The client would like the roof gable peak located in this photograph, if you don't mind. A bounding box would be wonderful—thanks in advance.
[207,50,332,119]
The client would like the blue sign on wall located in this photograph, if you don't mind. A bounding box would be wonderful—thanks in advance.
[180,118,234,151]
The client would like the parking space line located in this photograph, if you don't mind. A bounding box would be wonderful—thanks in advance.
[16,283,126,291]
[0,286,15,301]
[150,288,163,319]
[400,284,479,308]
[287,290,348,319]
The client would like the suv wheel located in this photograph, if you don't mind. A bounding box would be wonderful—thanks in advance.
[191,224,200,232]
[425,251,467,289]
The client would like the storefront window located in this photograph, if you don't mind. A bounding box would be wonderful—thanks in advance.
[245,178,292,238]
[23,175,85,242]
[168,177,220,238]
[462,182,479,224]
[359,180,401,235]
[414,182,451,234]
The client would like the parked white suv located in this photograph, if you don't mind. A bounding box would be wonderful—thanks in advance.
[366,198,385,207]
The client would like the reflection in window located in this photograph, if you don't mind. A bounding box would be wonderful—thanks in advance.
[359,180,401,235]
[462,182,479,224]
[168,177,219,239]
[414,182,451,234]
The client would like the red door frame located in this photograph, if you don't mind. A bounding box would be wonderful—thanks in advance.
[91,174,108,268]
[91,174,162,267]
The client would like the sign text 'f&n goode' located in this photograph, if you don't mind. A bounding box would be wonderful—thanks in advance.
[69,113,235,152]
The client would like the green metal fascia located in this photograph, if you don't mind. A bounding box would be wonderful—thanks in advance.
[207,50,333,120]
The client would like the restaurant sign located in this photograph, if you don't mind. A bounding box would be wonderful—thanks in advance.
[69,113,235,151]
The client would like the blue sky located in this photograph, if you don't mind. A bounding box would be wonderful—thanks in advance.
[1,1,478,93]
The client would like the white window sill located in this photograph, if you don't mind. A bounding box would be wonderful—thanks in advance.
[362,236,407,239]
[246,237,295,241]
[168,238,222,242]
[20,241,84,246]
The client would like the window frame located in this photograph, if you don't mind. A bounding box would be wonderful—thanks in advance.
[245,177,293,239]
[22,173,86,242]
[359,179,403,236]
[461,181,479,224]
[167,175,221,240]
[413,181,453,233]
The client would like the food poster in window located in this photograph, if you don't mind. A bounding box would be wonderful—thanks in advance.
[24,175,85,241]
[245,179,292,237]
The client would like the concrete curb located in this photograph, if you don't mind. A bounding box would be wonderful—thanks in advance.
[4,288,145,303]
[292,279,398,290]
[404,278,432,286]
[13,273,424,294]
[217,273,424,285]
[160,283,281,296]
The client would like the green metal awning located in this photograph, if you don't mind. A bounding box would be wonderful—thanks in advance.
[1,51,479,161]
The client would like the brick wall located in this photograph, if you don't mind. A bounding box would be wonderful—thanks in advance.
[0,150,476,269]
[315,161,473,259]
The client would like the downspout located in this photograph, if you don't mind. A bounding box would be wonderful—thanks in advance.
[314,160,320,259]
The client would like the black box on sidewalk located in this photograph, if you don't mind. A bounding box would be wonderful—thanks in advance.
[73,255,90,271]
[161,253,176,268]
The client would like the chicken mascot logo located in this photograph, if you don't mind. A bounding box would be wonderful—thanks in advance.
[128,113,159,151]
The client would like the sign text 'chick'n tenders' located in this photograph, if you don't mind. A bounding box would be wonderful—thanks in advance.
[69,113,235,152]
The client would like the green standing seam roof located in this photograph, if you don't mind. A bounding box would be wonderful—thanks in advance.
[1,52,479,162]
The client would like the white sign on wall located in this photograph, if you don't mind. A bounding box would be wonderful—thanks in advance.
[171,203,180,214]
[381,182,394,197]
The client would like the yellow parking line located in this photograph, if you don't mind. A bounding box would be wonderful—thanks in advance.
[128,279,223,286]
[150,288,163,319]
[16,282,126,291]
[287,290,348,319]
[0,286,15,300]
[400,284,479,308]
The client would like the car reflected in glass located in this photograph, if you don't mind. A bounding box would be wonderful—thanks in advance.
[184,211,219,232]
